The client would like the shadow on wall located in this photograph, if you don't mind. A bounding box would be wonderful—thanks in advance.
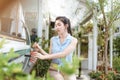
[0,0,18,16]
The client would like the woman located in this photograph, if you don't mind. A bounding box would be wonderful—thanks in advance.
[32,16,78,80]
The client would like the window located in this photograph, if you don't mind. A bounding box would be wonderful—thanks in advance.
[0,17,28,41]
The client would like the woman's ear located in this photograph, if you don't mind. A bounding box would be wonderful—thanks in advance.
[65,24,69,28]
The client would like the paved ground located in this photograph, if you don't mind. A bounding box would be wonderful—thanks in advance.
[76,69,91,80]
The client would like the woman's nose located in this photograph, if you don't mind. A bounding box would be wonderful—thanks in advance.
[54,26,59,30]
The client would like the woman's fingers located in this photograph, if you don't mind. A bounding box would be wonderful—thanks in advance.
[33,53,40,58]
[31,51,44,59]
[31,52,40,57]
[34,53,44,59]
[32,42,38,48]
[30,56,37,63]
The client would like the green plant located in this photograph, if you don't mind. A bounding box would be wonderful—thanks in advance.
[33,59,51,77]
[0,38,7,48]
[114,73,120,80]
[113,36,120,57]
[0,40,41,80]
[89,70,120,80]
[0,48,37,80]
[60,56,80,75]
[31,39,51,78]
[104,71,115,80]
[87,0,120,74]
[89,71,102,79]
[113,57,120,72]
[30,25,55,78]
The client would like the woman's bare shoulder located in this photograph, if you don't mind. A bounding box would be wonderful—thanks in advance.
[71,36,78,44]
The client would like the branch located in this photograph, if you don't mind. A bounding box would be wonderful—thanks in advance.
[115,17,120,21]
[98,0,107,27]
[108,1,120,26]
[108,10,120,27]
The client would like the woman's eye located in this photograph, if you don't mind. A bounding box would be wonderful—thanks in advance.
[55,24,60,27]
[58,24,61,26]
[57,23,62,26]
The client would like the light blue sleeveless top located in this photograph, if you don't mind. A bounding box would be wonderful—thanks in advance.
[51,34,73,66]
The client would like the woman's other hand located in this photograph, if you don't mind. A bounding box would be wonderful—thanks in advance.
[30,51,38,63]
[32,42,43,53]
[31,52,45,60]
[32,42,39,48]
[30,56,37,63]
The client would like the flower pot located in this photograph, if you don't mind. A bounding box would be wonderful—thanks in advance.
[90,78,96,80]
[64,74,77,80]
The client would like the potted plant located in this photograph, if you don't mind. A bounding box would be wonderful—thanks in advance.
[89,71,102,80]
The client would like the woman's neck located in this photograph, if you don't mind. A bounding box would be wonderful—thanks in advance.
[59,32,68,39]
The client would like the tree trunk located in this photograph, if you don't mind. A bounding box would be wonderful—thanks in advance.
[104,27,109,74]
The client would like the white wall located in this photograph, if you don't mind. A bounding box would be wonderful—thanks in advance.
[21,0,38,34]
[88,33,93,70]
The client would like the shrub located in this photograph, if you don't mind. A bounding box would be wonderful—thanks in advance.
[0,40,37,80]
[33,59,51,77]
[113,57,120,72]
[0,49,37,80]
[89,71,102,79]
[59,56,80,75]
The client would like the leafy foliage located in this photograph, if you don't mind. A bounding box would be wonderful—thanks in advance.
[33,59,51,77]
[113,57,120,72]
[89,71,102,79]
[87,0,120,74]
[60,56,80,75]
[113,36,120,57]
[31,38,51,78]
[0,40,41,80]
[89,71,120,80]
[0,38,7,48]
[0,48,35,80]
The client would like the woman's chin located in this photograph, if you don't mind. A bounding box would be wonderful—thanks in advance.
[57,32,61,34]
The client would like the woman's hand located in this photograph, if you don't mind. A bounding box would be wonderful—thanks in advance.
[32,42,39,48]
[30,56,37,63]
[32,42,42,53]
[31,52,45,60]
[30,51,38,63]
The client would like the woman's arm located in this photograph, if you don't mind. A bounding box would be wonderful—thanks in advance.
[33,42,48,55]
[33,38,53,55]
[38,46,48,55]
[49,39,52,54]
[33,37,78,60]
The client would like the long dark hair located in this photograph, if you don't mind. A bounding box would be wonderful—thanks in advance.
[55,16,72,35]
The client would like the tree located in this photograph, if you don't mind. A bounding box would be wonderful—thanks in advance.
[87,0,120,74]
[98,0,120,74]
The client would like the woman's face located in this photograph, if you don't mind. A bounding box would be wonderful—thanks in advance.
[55,20,67,35]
